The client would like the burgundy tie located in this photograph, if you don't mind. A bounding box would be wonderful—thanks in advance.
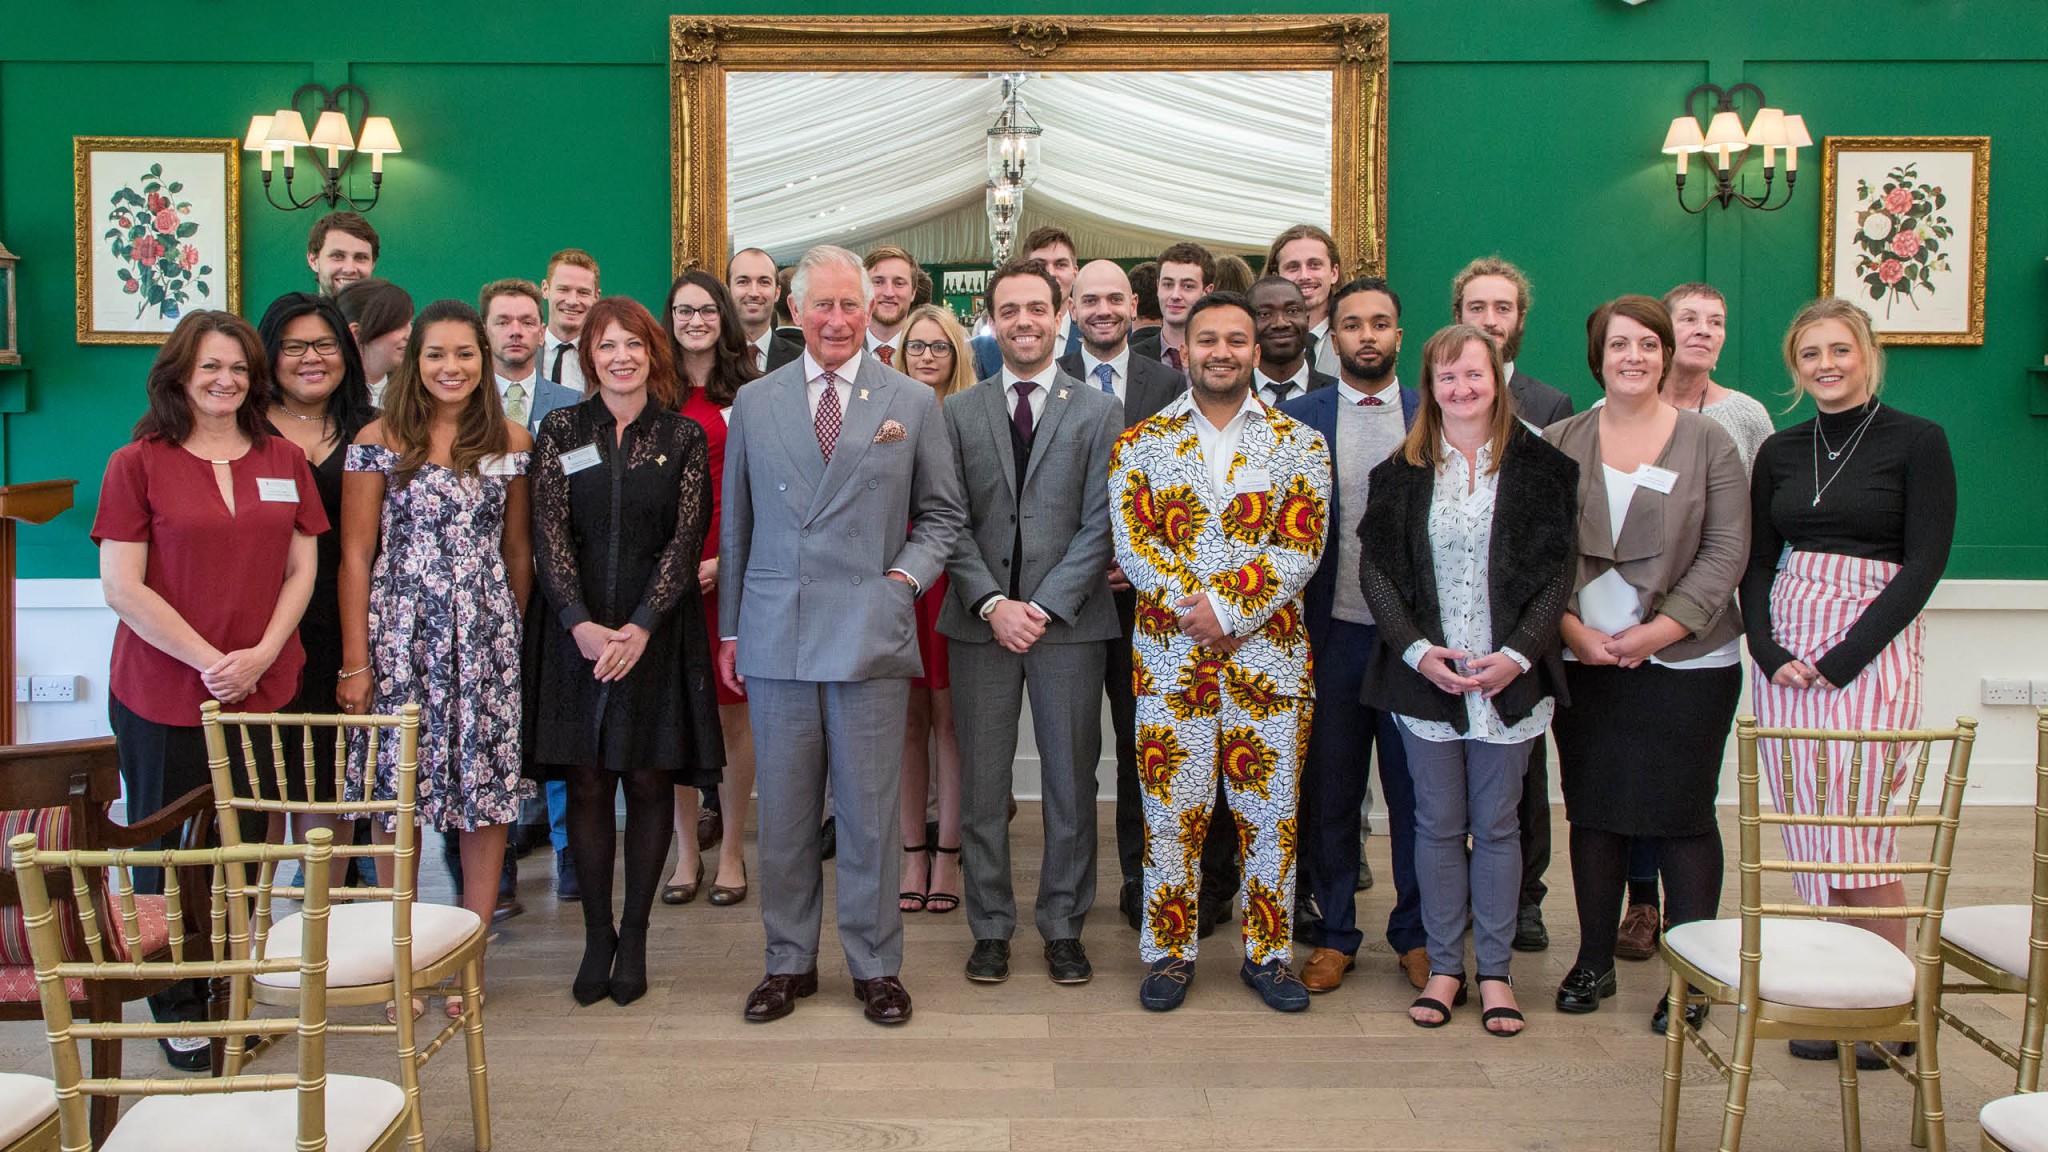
[1163,347,1183,373]
[876,345,894,368]
[1013,380,1037,444]
[815,373,843,461]
[1359,394,1385,407]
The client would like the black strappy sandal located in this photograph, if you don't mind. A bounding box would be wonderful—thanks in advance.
[1409,973,1468,1028]
[1478,974,1525,1038]
[899,843,929,912]
[925,844,961,914]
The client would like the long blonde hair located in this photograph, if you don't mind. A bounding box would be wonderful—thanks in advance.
[1399,324,1519,476]
[895,304,976,399]
[1781,297,1886,409]
[379,299,510,486]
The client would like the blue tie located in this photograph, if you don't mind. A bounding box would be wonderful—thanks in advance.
[1093,362,1115,395]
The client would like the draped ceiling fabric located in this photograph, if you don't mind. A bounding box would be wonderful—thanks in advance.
[727,71,1333,265]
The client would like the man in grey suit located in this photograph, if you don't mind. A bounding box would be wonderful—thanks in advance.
[718,245,966,1026]
[1450,255,1575,953]
[943,259,1122,987]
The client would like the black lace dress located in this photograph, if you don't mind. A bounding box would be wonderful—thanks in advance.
[525,395,724,783]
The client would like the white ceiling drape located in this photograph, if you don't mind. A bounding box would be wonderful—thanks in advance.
[727,71,1333,264]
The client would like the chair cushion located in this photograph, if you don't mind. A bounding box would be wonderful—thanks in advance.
[1942,904,2034,977]
[1,804,170,966]
[1980,1092,2048,1152]
[0,963,86,1005]
[0,1071,57,1145]
[101,1074,406,1152]
[256,900,482,989]
[1663,917,1918,1010]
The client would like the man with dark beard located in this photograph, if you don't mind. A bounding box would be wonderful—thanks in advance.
[1280,277,1426,993]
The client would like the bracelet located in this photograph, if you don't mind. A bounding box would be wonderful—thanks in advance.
[337,664,371,680]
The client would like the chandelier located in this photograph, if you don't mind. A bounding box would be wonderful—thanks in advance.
[984,74,1042,264]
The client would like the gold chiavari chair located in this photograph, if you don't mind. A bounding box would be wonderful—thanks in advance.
[1939,708,2048,1097]
[7,827,409,1151]
[0,1072,58,1151]
[1657,715,1977,1152]
[200,702,490,1152]
[1978,1088,2046,1151]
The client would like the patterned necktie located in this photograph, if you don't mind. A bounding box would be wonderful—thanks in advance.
[1358,393,1385,407]
[876,345,894,368]
[815,373,843,461]
[1093,362,1116,395]
[505,383,528,426]
[1013,380,1037,444]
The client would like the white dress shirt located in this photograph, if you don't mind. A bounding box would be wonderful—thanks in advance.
[1078,346,1131,404]
[543,331,584,393]
[749,330,774,372]
[1254,360,1313,407]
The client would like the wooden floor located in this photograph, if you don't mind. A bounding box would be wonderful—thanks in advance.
[2,802,2036,1151]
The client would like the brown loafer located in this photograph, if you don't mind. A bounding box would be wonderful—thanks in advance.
[1615,903,1662,961]
[1399,947,1430,990]
[696,806,721,851]
[743,969,817,1023]
[853,975,914,1025]
[1301,947,1356,993]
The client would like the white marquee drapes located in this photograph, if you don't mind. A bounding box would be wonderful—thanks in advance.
[728,71,1333,264]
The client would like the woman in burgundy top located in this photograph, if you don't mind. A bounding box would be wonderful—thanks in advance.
[92,309,325,1060]
[665,268,757,905]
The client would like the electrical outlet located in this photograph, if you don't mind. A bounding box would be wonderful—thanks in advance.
[12,677,27,703]
[29,676,77,703]
[2033,679,2048,707]
[1981,677,2032,707]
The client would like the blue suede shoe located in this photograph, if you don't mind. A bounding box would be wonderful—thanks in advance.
[1138,957,1195,1011]
[1240,957,1310,1012]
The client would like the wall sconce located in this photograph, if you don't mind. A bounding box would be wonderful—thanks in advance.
[1661,83,1809,213]
[244,83,402,213]
[0,241,18,366]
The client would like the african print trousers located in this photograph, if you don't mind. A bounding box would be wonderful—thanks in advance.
[1135,689,1307,965]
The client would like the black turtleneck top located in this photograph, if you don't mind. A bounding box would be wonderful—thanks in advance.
[1740,400,1955,686]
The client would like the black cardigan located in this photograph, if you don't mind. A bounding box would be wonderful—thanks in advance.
[1357,422,1579,733]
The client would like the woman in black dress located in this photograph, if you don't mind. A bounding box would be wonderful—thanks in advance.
[528,295,722,1006]
[257,293,378,836]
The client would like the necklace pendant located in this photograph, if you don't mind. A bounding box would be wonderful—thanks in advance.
[1828,449,1842,460]
[1812,493,1821,507]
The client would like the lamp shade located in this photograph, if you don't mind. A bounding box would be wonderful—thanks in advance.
[242,115,275,151]
[1783,114,1813,149]
[1661,116,1705,154]
[356,116,402,154]
[1703,110,1750,151]
[1745,108,1789,148]
[310,111,356,151]
[265,109,311,147]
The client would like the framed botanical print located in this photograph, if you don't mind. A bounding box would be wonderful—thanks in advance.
[74,136,241,345]
[1818,135,1989,346]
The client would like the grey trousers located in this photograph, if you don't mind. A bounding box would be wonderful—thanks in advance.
[1399,727,1534,979]
[748,676,910,980]
[950,637,1105,943]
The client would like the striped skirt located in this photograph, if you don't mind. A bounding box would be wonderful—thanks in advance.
[1752,551,1925,906]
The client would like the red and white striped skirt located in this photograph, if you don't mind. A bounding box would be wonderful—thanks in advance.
[1752,550,1925,906]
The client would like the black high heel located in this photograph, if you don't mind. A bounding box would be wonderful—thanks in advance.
[1409,973,1468,1028]
[1478,974,1525,1038]
[610,921,648,1006]
[899,843,930,912]
[925,845,961,914]
[573,924,617,1006]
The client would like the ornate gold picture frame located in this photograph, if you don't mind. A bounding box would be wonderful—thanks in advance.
[669,15,1389,278]
[1818,135,1988,346]
[74,136,242,346]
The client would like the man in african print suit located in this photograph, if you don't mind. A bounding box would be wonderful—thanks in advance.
[1107,289,1331,1013]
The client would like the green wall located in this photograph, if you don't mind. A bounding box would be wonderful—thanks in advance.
[4,2,2044,579]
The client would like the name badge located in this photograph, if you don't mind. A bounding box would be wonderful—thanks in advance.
[1634,465,1678,494]
[1233,469,1273,493]
[256,477,299,502]
[479,454,521,478]
[560,444,603,475]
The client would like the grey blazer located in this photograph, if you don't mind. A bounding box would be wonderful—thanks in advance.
[718,351,967,681]
[1544,408,1750,662]
[937,370,1123,645]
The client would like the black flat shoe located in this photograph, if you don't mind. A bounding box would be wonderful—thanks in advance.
[965,938,1011,984]
[574,925,617,1006]
[1512,904,1549,952]
[1554,965,1616,1013]
[661,861,703,905]
[1651,989,1709,1035]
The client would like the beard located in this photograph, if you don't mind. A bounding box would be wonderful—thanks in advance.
[1495,323,1524,365]
[1343,346,1395,384]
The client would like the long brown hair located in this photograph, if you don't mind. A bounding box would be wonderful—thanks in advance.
[664,270,756,408]
[379,299,508,485]
[1399,324,1519,476]
[132,310,271,444]
[580,296,679,411]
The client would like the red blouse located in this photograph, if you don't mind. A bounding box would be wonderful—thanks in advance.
[92,436,329,726]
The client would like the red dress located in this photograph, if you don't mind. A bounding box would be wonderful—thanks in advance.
[679,387,746,705]
[913,573,950,690]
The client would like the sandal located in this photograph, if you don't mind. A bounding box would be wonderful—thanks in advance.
[1409,973,1467,1028]
[1478,974,1525,1038]
[925,845,961,914]
[445,991,484,1020]
[384,997,425,1024]
[899,843,930,912]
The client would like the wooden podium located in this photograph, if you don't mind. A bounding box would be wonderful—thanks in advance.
[0,479,76,743]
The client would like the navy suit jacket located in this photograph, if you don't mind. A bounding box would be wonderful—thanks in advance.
[1279,381,1420,648]
[1056,347,1186,429]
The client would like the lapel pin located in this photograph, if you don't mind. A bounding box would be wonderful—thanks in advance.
[656,454,667,466]
[859,388,870,401]
[1057,388,1069,400]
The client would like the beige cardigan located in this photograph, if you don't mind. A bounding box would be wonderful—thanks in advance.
[1544,408,1750,662]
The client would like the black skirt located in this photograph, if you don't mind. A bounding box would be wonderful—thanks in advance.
[1551,661,1741,838]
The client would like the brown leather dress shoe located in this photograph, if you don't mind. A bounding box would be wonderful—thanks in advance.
[853,975,913,1025]
[1399,947,1430,990]
[1615,903,1662,961]
[743,970,818,1023]
[1301,947,1356,993]
[696,807,722,852]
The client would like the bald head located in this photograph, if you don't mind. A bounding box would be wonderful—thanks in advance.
[1072,259,1136,358]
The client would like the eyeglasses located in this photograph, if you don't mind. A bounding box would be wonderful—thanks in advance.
[905,340,952,356]
[671,304,721,321]
[279,337,342,357]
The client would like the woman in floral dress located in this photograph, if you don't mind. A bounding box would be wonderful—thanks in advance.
[339,298,535,1002]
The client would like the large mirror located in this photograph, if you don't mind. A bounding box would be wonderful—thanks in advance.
[670,15,1388,276]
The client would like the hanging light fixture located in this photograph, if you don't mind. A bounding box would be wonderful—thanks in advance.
[986,182,1025,265]
[243,82,404,213]
[1661,82,1809,213]
[985,73,1043,190]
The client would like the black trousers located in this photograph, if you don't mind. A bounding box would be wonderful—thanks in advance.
[1517,733,1551,909]
[108,695,221,1023]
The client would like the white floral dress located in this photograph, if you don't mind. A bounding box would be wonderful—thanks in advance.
[344,444,534,831]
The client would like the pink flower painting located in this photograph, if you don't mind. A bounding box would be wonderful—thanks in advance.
[1848,163,1953,319]
[101,161,213,321]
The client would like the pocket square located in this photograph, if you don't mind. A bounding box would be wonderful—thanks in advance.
[874,420,908,443]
